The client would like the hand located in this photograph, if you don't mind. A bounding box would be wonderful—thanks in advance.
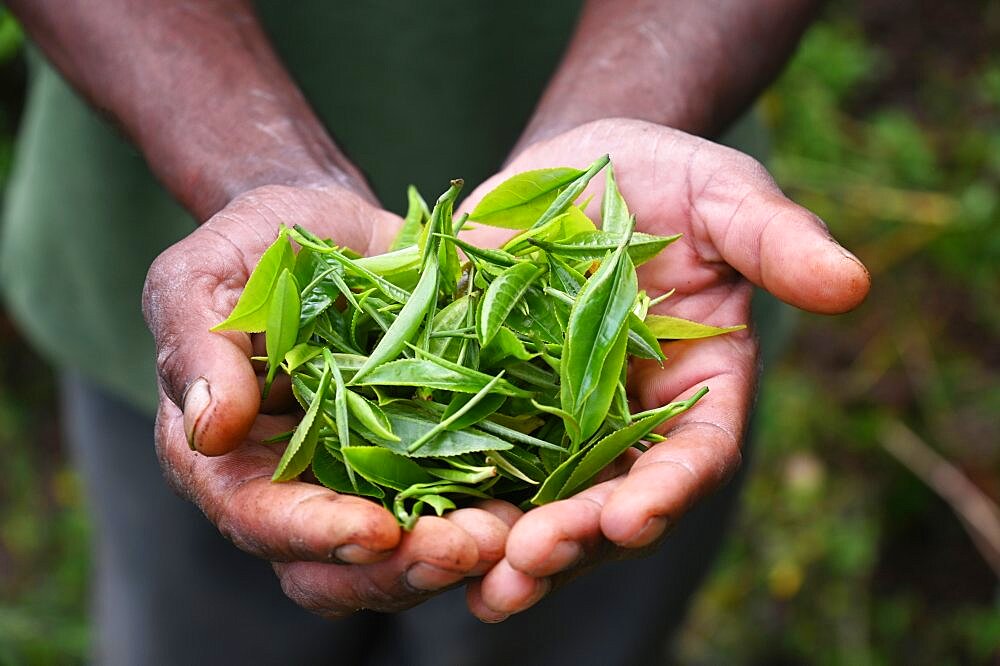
[143,184,515,618]
[459,118,871,621]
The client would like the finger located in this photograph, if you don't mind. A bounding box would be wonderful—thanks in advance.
[274,515,481,617]
[689,150,871,314]
[467,560,551,622]
[143,187,403,456]
[504,480,622,577]
[143,223,268,456]
[156,393,401,562]
[445,505,517,576]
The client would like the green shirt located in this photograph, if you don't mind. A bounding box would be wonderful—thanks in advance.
[1,2,783,416]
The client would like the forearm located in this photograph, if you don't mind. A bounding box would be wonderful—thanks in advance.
[515,0,821,153]
[8,0,369,220]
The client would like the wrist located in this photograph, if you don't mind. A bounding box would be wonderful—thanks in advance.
[145,111,375,221]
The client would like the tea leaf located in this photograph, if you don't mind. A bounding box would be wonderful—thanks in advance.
[408,372,508,453]
[555,387,709,500]
[345,390,398,441]
[469,167,584,229]
[374,406,514,458]
[600,163,631,235]
[532,230,681,266]
[213,231,294,332]
[312,443,384,498]
[560,227,638,442]
[350,252,439,383]
[644,314,747,340]
[390,185,429,251]
[530,155,610,230]
[263,269,301,397]
[272,361,331,481]
[477,263,545,346]
[342,446,436,490]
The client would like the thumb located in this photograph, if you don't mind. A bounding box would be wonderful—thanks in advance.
[696,161,871,314]
[143,231,261,457]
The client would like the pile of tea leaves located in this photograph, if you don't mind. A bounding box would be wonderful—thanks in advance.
[213,156,744,528]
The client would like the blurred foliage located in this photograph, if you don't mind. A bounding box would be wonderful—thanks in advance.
[677,1,1000,664]
[0,9,89,665]
[0,2,998,665]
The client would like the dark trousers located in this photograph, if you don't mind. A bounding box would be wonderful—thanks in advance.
[61,371,745,666]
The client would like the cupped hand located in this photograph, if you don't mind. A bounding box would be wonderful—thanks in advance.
[143,184,514,617]
[460,118,871,621]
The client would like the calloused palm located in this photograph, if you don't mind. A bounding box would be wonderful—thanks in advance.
[457,119,870,619]
[144,184,516,618]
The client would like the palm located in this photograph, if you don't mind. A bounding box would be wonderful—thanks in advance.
[145,183,516,617]
[459,119,869,619]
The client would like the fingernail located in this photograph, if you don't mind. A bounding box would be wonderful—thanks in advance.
[334,544,385,565]
[624,515,669,548]
[480,612,511,624]
[539,540,582,574]
[405,563,465,591]
[182,378,211,451]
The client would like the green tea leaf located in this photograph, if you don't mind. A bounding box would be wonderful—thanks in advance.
[555,387,709,500]
[420,494,457,516]
[442,391,506,431]
[532,230,681,266]
[408,371,509,453]
[342,446,436,490]
[575,324,629,443]
[601,163,631,235]
[350,252,439,383]
[644,314,747,340]
[626,312,666,362]
[325,349,357,491]
[428,295,471,363]
[322,249,411,305]
[424,465,496,484]
[530,155,609,230]
[479,326,536,367]
[530,448,587,505]
[284,343,323,372]
[353,358,528,397]
[213,231,295,332]
[354,246,421,285]
[372,405,514,458]
[312,443,384,498]
[503,205,597,255]
[410,346,533,397]
[272,361,331,481]
[390,185,429,251]
[469,167,584,229]
[560,228,638,443]
[477,263,545,346]
[345,390,399,441]
[263,269,301,397]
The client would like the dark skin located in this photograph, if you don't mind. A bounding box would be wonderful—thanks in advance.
[9,0,868,620]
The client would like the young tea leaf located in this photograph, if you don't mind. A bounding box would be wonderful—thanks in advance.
[555,387,709,500]
[272,362,331,481]
[644,314,747,340]
[213,231,295,332]
[477,263,545,346]
[263,269,301,398]
[341,446,436,491]
[468,167,584,229]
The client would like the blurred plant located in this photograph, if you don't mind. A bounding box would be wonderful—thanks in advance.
[0,8,90,665]
[677,2,1000,665]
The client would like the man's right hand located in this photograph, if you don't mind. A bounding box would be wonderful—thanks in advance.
[143,184,519,618]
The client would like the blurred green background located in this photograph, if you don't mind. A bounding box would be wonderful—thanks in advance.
[0,1,997,664]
